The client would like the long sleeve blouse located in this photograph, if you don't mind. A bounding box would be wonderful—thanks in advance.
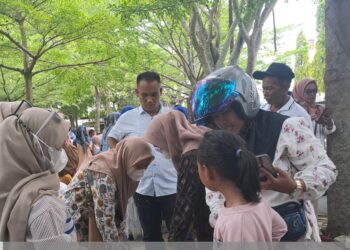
[205,117,337,241]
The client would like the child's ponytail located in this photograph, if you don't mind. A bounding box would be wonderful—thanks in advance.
[235,149,261,203]
[198,130,261,203]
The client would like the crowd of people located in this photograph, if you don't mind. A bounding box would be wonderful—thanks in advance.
[0,63,337,243]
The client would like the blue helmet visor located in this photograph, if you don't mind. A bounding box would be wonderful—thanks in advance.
[191,78,239,122]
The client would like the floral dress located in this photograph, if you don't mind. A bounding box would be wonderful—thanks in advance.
[205,117,337,242]
[64,169,125,241]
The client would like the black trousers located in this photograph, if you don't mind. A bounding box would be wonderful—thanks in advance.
[134,192,176,241]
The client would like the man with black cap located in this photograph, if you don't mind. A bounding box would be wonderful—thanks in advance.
[253,63,312,128]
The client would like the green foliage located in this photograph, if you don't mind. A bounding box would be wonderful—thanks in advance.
[310,32,325,91]
[0,0,325,121]
[291,0,325,92]
[310,0,325,91]
[110,0,206,21]
[0,0,144,119]
[294,31,310,83]
[292,0,325,92]
[255,25,298,71]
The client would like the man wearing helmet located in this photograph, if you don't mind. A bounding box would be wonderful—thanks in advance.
[191,65,336,241]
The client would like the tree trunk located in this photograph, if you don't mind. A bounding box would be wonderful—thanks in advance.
[69,116,75,128]
[246,29,263,75]
[246,43,257,76]
[94,85,101,134]
[229,32,244,65]
[75,117,78,129]
[24,73,33,102]
[325,0,350,237]
[18,17,33,102]
[105,87,111,115]
[228,0,234,54]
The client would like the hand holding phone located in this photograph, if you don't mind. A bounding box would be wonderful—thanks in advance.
[256,154,277,181]
[317,108,332,125]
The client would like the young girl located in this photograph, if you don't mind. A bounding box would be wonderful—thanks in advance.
[197,130,287,242]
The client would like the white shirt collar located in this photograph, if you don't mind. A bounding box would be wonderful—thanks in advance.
[279,96,295,112]
[138,104,164,115]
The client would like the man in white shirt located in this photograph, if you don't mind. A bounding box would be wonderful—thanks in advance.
[253,62,313,128]
[108,71,177,241]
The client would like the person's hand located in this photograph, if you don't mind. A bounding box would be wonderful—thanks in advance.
[260,167,297,194]
[318,110,333,128]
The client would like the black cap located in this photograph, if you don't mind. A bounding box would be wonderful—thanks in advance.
[253,63,295,83]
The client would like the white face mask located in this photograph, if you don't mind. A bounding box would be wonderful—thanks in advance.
[32,134,69,173]
[127,167,145,181]
[31,112,68,173]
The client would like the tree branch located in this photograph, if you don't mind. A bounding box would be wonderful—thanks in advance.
[162,83,188,95]
[216,21,236,69]
[158,73,191,89]
[9,77,23,96]
[0,64,23,74]
[0,29,35,58]
[229,30,244,65]
[34,72,62,88]
[37,34,91,58]
[158,18,197,84]
[0,67,11,101]
[140,29,184,67]
[232,0,250,43]
[32,56,115,76]
[32,0,49,8]
[251,0,277,43]
[193,6,215,71]
[189,8,211,75]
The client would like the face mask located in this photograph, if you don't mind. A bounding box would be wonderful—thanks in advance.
[31,112,68,173]
[32,134,68,173]
[127,167,145,181]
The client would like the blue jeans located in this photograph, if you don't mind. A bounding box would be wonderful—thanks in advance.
[134,193,176,241]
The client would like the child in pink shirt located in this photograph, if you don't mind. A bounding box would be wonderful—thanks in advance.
[197,130,287,242]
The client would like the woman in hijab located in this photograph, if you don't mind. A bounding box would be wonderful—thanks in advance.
[143,110,213,241]
[0,107,76,242]
[292,79,336,148]
[76,125,93,167]
[64,137,154,242]
[0,100,30,122]
[59,137,79,185]
[101,112,121,152]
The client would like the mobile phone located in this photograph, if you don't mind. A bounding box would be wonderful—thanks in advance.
[256,154,277,179]
[317,108,331,122]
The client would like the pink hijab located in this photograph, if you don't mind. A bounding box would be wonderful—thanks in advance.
[292,78,325,121]
[143,110,210,171]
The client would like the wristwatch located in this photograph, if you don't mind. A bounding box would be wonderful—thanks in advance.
[290,179,305,198]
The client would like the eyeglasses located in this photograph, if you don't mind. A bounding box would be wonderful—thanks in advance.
[13,100,32,116]
[304,89,317,95]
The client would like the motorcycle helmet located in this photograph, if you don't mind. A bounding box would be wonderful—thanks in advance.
[191,65,260,123]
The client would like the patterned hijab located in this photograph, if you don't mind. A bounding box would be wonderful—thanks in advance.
[86,137,154,218]
[292,79,325,121]
[143,110,210,171]
[0,108,69,241]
